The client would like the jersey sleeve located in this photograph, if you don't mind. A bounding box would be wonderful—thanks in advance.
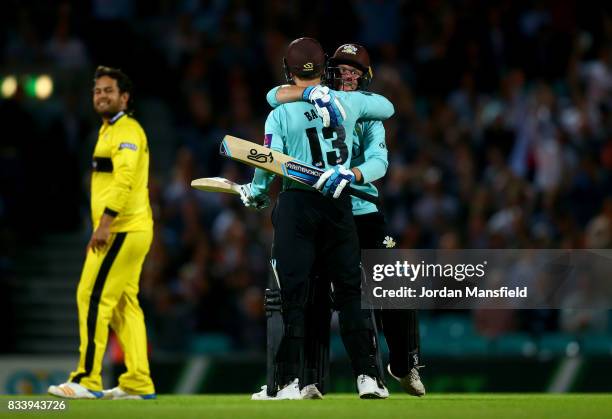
[266,86,281,108]
[105,125,143,215]
[352,91,395,121]
[251,109,285,195]
[355,121,388,184]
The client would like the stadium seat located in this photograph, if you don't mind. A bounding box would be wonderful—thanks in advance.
[189,333,232,354]
[492,333,537,356]
[538,333,578,357]
[435,315,476,338]
[421,315,488,356]
[581,335,612,356]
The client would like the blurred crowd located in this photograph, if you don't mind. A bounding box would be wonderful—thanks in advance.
[1,0,611,354]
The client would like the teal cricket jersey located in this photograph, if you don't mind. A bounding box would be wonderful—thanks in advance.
[349,120,388,215]
[252,88,393,196]
[265,86,389,215]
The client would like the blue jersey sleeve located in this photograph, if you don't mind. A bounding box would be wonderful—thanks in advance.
[250,109,285,195]
[355,120,388,184]
[266,86,281,108]
[343,91,395,121]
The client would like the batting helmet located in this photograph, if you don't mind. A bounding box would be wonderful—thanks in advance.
[326,43,373,90]
[283,37,326,83]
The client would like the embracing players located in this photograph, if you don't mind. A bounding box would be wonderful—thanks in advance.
[241,37,394,399]
[256,40,425,398]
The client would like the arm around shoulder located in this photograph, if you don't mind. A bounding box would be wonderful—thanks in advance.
[356,92,395,121]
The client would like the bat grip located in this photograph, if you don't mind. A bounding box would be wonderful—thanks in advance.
[347,186,380,206]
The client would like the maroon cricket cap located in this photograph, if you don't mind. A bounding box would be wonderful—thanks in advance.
[329,43,371,74]
[285,37,326,78]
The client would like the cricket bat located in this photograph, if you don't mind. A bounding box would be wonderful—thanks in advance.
[219,135,380,205]
[190,177,241,195]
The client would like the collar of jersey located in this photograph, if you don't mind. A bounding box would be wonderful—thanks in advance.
[109,111,126,125]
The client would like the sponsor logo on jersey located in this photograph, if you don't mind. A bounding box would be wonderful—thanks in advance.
[264,134,272,148]
[119,142,137,151]
[341,44,358,55]
[285,160,322,185]
[247,149,274,163]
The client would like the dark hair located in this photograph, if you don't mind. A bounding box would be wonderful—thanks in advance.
[93,65,134,114]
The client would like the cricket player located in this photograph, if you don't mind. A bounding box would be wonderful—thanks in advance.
[267,44,425,397]
[241,37,394,400]
[48,66,156,400]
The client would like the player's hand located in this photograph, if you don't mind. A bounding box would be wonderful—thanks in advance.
[313,165,355,199]
[239,183,270,210]
[87,225,111,254]
[303,85,346,128]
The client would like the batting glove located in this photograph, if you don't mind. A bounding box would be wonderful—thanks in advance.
[303,85,347,128]
[313,165,355,199]
[239,183,270,210]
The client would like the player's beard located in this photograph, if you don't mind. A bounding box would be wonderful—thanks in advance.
[95,100,122,119]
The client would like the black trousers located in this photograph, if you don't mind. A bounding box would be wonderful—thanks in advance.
[355,211,421,376]
[272,190,379,384]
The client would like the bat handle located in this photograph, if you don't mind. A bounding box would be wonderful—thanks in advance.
[347,187,380,206]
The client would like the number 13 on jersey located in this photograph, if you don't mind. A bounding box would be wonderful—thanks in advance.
[305,126,348,168]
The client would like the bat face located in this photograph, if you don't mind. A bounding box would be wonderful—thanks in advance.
[220,135,379,205]
[191,177,241,195]
[220,135,324,187]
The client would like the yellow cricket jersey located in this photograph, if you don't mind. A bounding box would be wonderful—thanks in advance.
[91,111,153,232]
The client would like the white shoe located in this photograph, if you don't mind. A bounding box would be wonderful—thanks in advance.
[387,365,426,396]
[251,385,272,400]
[251,378,302,400]
[102,386,157,400]
[48,382,103,399]
[300,384,324,400]
[356,375,389,399]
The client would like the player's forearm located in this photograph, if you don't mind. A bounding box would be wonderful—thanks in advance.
[360,93,395,121]
[266,86,281,108]
[354,157,388,184]
[251,167,275,195]
[98,212,116,229]
[357,127,389,183]
[272,85,305,105]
